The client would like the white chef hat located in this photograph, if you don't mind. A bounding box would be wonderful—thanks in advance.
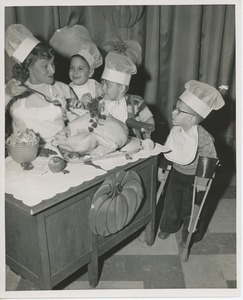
[5,24,40,64]
[179,80,225,118]
[72,42,103,70]
[101,37,142,86]
[49,25,102,69]
[102,52,137,85]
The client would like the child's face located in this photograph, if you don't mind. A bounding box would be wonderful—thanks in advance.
[171,100,195,127]
[101,79,123,100]
[69,56,91,86]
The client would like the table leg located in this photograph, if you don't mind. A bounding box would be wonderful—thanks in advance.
[88,233,99,288]
[145,164,157,246]
[145,220,155,246]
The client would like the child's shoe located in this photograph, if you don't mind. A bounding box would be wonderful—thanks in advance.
[179,240,186,248]
[158,231,170,240]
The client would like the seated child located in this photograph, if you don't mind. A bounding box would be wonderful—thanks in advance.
[99,46,155,139]
[49,25,103,120]
[68,43,103,115]
[157,80,225,246]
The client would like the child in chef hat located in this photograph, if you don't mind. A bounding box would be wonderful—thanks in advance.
[157,80,225,246]
[50,25,103,120]
[98,37,155,139]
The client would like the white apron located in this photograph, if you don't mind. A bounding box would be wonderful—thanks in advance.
[11,98,64,142]
[164,125,198,165]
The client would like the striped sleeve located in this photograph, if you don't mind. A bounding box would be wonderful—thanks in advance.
[126,95,155,125]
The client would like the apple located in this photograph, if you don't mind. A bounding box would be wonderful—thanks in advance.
[48,156,67,173]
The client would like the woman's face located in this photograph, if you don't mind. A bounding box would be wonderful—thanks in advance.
[69,56,91,86]
[28,57,55,84]
[101,80,122,100]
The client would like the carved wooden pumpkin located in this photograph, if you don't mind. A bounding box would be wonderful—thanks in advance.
[89,170,143,236]
[103,6,145,28]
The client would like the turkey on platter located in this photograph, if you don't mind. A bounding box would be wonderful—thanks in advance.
[51,111,128,156]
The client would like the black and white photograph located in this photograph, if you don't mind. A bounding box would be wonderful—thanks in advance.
[0,0,241,299]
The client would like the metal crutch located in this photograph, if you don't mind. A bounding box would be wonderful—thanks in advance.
[181,156,220,262]
[138,157,171,243]
[156,157,172,204]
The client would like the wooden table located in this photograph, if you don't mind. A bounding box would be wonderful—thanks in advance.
[5,156,158,289]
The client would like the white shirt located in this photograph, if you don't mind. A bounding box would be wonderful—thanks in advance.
[99,97,128,123]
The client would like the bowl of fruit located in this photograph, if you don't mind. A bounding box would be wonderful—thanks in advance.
[6,129,40,164]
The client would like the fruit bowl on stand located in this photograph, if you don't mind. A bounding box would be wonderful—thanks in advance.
[6,129,40,164]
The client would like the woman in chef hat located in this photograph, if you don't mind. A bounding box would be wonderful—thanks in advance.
[157,80,225,246]
[5,24,73,143]
[50,25,103,119]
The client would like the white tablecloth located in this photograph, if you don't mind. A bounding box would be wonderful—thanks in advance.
[5,143,166,207]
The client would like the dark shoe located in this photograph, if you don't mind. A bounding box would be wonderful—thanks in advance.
[179,240,186,248]
[158,231,170,240]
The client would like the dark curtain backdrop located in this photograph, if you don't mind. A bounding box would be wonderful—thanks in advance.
[5,5,236,151]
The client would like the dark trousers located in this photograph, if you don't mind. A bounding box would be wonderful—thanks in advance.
[159,168,204,241]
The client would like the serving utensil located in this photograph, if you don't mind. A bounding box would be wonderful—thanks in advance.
[22,84,61,106]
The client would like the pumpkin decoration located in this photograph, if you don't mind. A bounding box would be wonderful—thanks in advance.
[89,170,144,236]
[103,6,145,28]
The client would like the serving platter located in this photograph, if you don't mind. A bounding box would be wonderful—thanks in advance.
[58,144,171,164]
[58,147,132,164]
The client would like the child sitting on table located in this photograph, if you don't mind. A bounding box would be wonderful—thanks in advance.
[99,38,155,139]
[157,80,225,247]
[49,25,103,120]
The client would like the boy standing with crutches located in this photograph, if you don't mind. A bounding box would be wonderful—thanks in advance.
[157,80,225,248]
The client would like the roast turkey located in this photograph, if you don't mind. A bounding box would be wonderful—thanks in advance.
[52,112,128,155]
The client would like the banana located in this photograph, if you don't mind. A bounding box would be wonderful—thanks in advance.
[120,137,142,154]
[141,139,155,151]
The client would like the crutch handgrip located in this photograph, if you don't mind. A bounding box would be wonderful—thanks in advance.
[196,156,219,179]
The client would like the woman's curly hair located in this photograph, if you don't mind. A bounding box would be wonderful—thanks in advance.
[12,43,54,83]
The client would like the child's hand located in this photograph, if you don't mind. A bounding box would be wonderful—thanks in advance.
[81,93,92,107]
[67,98,83,109]
[5,79,27,97]
[141,127,150,133]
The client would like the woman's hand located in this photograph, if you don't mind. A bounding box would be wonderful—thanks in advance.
[5,79,27,97]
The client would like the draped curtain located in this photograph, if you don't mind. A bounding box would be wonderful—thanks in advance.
[5,5,236,148]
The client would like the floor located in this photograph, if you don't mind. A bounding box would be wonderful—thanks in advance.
[5,162,238,298]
